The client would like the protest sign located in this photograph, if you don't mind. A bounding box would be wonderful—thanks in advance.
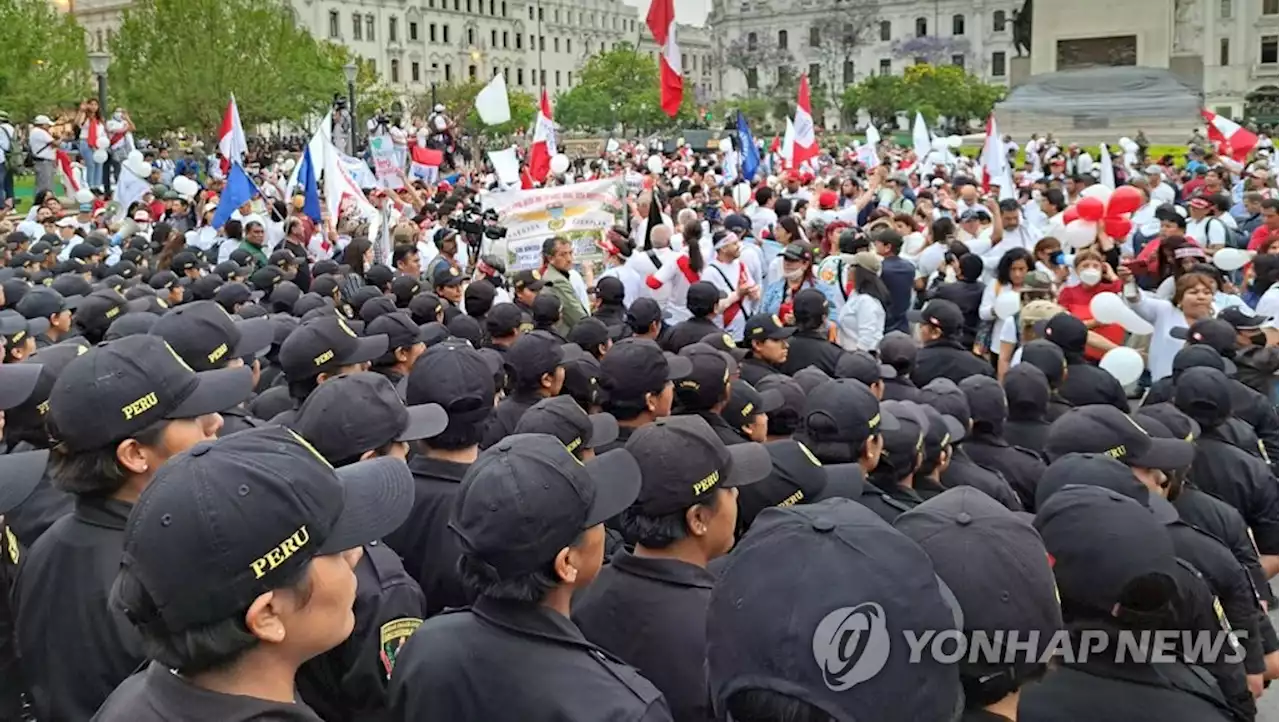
[369,134,404,189]
[481,178,628,270]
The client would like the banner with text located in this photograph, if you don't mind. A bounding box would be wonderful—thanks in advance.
[369,134,404,189]
[481,178,628,271]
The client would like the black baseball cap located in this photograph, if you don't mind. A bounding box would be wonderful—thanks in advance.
[432,264,465,288]
[359,296,398,325]
[958,375,1007,434]
[0,448,49,516]
[73,288,127,337]
[919,377,972,428]
[796,378,900,449]
[249,266,285,293]
[918,403,966,465]
[1170,318,1236,356]
[878,399,931,474]
[895,487,1063,678]
[743,313,796,344]
[486,303,525,337]
[674,344,731,410]
[115,426,414,633]
[1171,343,1237,376]
[367,311,429,357]
[407,340,498,423]
[561,354,604,410]
[1037,313,1087,353]
[419,321,451,348]
[169,251,200,274]
[833,351,896,385]
[625,415,771,515]
[700,331,748,361]
[49,335,254,452]
[736,439,850,530]
[267,249,297,269]
[600,337,693,401]
[625,297,667,331]
[908,299,964,337]
[278,315,389,382]
[1034,485,1178,616]
[0,360,42,411]
[449,434,642,578]
[446,312,484,348]
[792,288,830,327]
[513,395,618,454]
[214,282,254,311]
[530,293,562,327]
[16,287,79,320]
[1173,366,1235,427]
[595,276,625,305]
[0,311,49,346]
[464,279,497,311]
[687,281,724,315]
[4,340,89,437]
[1019,339,1067,386]
[126,293,172,316]
[105,313,159,341]
[292,292,336,318]
[878,331,919,373]
[150,301,275,372]
[1135,403,1201,443]
[507,330,586,385]
[213,261,252,282]
[408,292,444,325]
[1044,404,1195,470]
[567,317,611,351]
[391,275,422,307]
[364,264,395,290]
[51,274,92,299]
[290,372,447,462]
[1036,451,1179,523]
[721,378,784,432]
[791,365,832,395]
[1003,363,1050,419]
[708,499,963,721]
[1218,306,1268,331]
[512,269,545,293]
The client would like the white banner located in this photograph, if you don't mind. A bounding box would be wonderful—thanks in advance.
[481,178,629,270]
[368,134,403,189]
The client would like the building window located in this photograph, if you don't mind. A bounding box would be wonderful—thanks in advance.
[567,39,572,53]
[1219,0,1232,18]
[554,8,560,22]
[879,58,891,74]
[992,51,1006,76]
[352,13,362,40]
[409,21,418,41]
[529,6,534,20]
[389,16,398,43]
[491,29,497,47]
[746,67,758,90]
[503,66,509,81]
[430,24,437,42]
[503,31,509,48]
[915,17,927,37]
[328,10,339,37]
[391,59,400,83]
[501,1,507,17]
[412,61,420,82]
[518,67,525,85]
[778,30,788,48]
[1220,37,1231,65]
[443,25,450,43]
[1265,0,1278,14]
[539,35,545,51]
[952,14,965,35]
[567,71,572,84]
[879,20,891,41]
[843,60,855,84]
[538,6,543,20]
[809,26,820,46]
[467,28,475,45]
[993,10,1006,31]
[489,0,495,14]
[366,15,375,41]
[951,54,965,67]
[516,33,522,49]
[1263,35,1279,64]
[554,37,560,52]
[369,59,376,76]
[809,63,820,83]
[529,34,535,49]
[444,63,452,81]
[467,64,477,80]
[540,68,546,86]
[555,70,561,86]
[747,32,757,50]
[681,53,687,68]
[465,0,471,11]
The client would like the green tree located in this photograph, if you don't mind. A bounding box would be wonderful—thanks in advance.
[109,0,390,135]
[555,44,695,134]
[0,0,89,121]
[414,80,537,139]
[841,74,906,128]
[710,96,770,129]
[900,64,1005,131]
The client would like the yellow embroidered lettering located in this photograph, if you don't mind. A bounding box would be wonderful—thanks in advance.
[121,392,159,420]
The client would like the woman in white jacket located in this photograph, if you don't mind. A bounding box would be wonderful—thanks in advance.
[1118,266,1217,381]
[836,251,890,352]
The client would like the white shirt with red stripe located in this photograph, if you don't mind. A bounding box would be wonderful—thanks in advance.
[702,258,753,340]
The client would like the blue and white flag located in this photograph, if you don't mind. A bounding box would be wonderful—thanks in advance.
[736,111,760,182]
[298,147,322,223]
[212,163,261,230]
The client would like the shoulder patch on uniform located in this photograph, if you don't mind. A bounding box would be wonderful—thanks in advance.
[379,617,423,679]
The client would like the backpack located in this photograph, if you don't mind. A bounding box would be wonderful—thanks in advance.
[1209,216,1247,249]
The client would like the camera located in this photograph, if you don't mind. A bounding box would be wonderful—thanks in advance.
[449,204,507,240]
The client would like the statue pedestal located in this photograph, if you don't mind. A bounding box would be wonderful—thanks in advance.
[1010,57,1032,88]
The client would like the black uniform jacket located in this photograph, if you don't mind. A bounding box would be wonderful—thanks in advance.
[382,455,472,617]
[910,338,995,387]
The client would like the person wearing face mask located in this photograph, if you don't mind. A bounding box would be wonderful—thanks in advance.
[1057,249,1127,363]
[1120,266,1218,382]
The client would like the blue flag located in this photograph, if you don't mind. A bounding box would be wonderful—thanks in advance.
[298,147,322,223]
[736,111,761,183]
[211,162,262,230]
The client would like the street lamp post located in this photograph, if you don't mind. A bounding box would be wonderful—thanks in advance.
[87,51,110,196]
[343,61,358,153]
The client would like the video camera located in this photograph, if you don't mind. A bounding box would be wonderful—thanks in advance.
[449,203,507,241]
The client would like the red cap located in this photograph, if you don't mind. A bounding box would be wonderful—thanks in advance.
[1188,196,1212,209]
[786,170,802,182]
[818,190,838,210]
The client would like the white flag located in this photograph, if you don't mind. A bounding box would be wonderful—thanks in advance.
[912,112,931,164]
[864,124,881,147]
[475,73,512,126]
[487,147,521,187]
[323,142,376,230]
[289,109,333,195]
[781,117,796,168]
[1099,142,1116,189]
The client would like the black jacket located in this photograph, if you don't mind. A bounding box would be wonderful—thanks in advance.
[382,455,473,617]
[1174,485,1276,608]
[1169,559,1255,720]
[573,553,714,722]
[297,541,426,722]
[0,519,22,720]
[388,597,672,722]
[938,448,1023,511]
[1058,357,1128,412]
[12,497,145,722]
[1189,432,1280,557]
[593,304,628,330]
[928,280,985,348]
[94,661,324,722]
[1003,417,1052,457]
[1045,392,1073,421]
[857,477,923,524]
[662,317,722,353]
[1,461,70,549]
[957,434,1046,511]
[911,338,995,387]
[219,405,265,437]
[1232,345,1278,400]
[880,376,923,402]
[738,357,781,386]
[779,330,843,377]
[481,391,544,449]
[1144,375,1278,473]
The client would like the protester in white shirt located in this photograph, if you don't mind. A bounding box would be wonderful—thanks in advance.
[1120,264,1217,381]
[701,229,758,340]
[1184,196,1231,248]
[643,224,703,323]
[28,116,57,196]
[744,187,779,238]
[836,252,889,352]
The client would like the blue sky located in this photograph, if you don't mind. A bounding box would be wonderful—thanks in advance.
[623,0,711,26]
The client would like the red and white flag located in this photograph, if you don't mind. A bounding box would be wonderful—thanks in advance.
[646,0,682,117]
[55,149,81,193]
[791,75,818,169]
[980,113,1014,200]
[217,94,248,175]
[1202,108,1259,163]
[528,90,556,184]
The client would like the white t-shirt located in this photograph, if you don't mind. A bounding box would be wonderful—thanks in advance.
[1185,216,1228,248]
[702,258,752,340]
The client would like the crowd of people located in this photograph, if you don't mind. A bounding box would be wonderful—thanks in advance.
[0,115,1275,722]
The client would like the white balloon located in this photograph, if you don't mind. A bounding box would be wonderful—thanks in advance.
[172,176,199,200]
[993,290,1022,319]
[280,158,297,173]
[94,136,108,151]
[930,137,948,152]
[126,159,152,178]
[549,153,570,175]
[127,149,145,164]
[731,182,751,208]
[1099,347,1145,387]
[1079,184,1113,203]
[718,137,733,153]
[1062,219,1098,249]
[91,149,109,165]
[945,135,963,149]
[1090,292,1155,335]
[646,155,664,174]
[1213,247,1255,272]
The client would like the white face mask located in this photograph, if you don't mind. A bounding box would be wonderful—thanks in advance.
[784,267,805,282]
[1079,267,1103,286]
[944,267,958,283]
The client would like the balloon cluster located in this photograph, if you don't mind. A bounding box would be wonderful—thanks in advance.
[1057,185,1143,249]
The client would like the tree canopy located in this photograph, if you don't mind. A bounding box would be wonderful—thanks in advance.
[109,0,394,135]
[0,0,90,122]
[842,64,1005,131]
[411,79,538,139]
[554,44,697,133]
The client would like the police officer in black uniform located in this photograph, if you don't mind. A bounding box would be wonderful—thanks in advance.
[269,315,390,424]
[917,378,1023,511]
[778,289,842,376]
[662,282,724,352]
[792,378,895,503]
[909,299,995,387]
[878,331,923,402]
[387,434,674,722]
[956,375,1045,509]
[858,399,929,522]
[13,334,253,722]
[737,313,795,385]
[670,343,738,444]
[1038,313,1128,411]
[1018,339,1073,420]
[1001,363,1054,456]
[480,330,585,448]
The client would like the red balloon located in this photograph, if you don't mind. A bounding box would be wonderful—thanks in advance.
[1103,216,1132,239]
[1062,205,1080,224]
[1106,185,1143,216]
[1077,196,1105,222]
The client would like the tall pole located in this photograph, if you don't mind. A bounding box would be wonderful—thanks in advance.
[97,72,110,197]
[347,79,357,154]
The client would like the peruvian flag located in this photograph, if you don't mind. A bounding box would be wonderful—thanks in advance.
[217,94,248,175]
[791,75,818,169]
[646,0,682,117]
[55,149,82,193]
[528,90,556,184]
[980,113,1014,200]
[1201,108,1259,162]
